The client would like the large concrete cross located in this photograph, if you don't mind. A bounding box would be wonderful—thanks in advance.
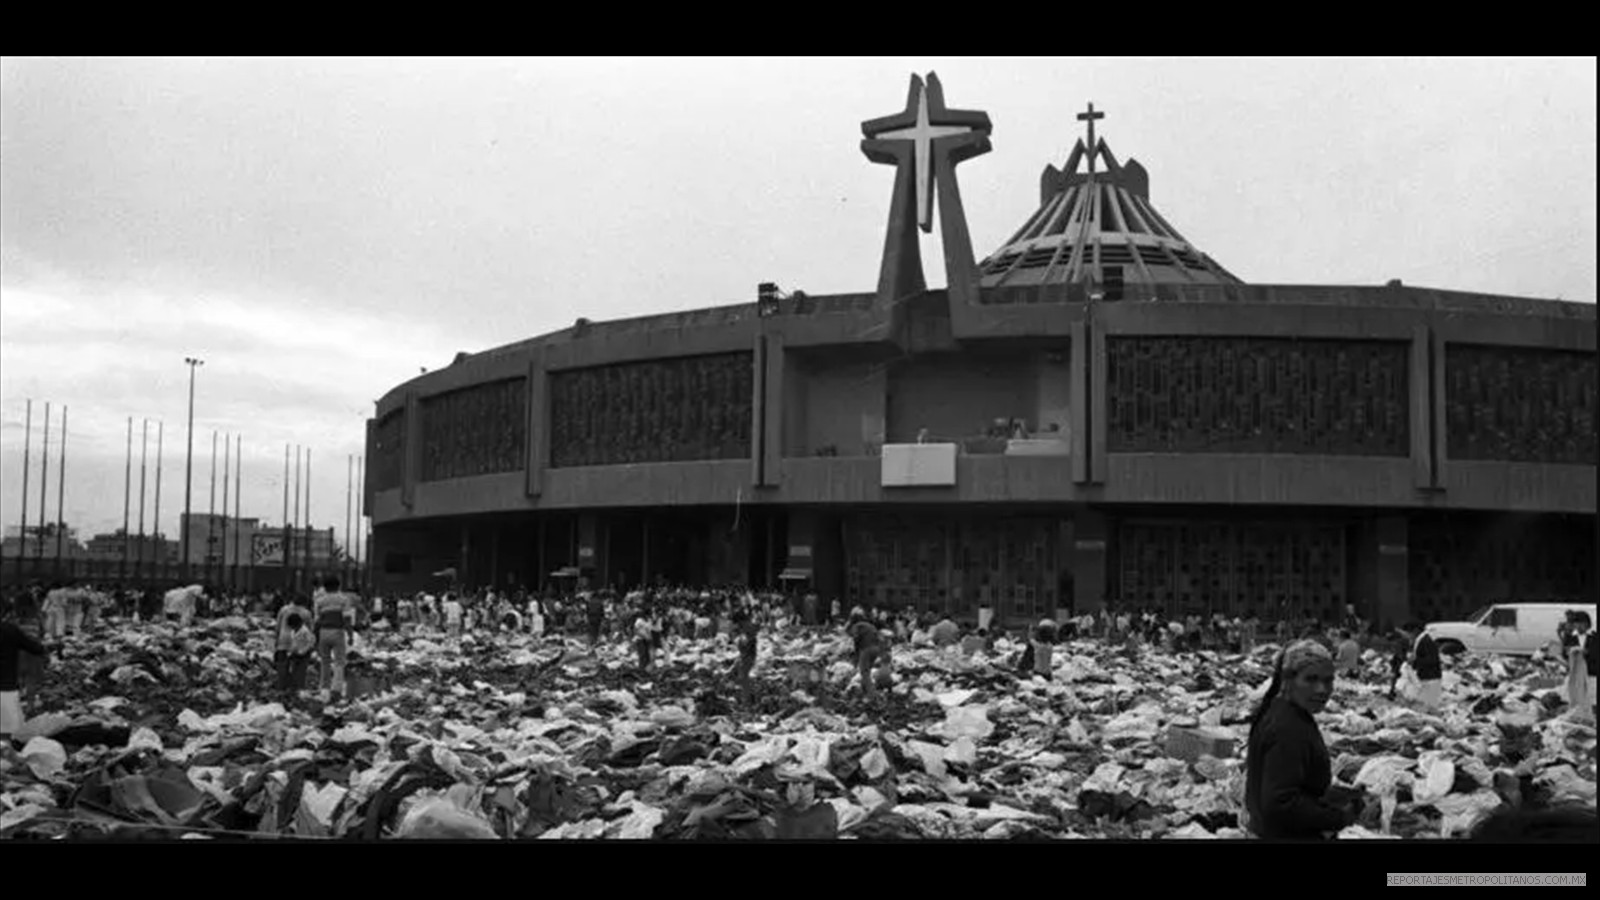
[867,75,985,233]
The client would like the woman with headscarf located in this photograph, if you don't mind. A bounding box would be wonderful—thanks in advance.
[1566,611,1594,722]
[1244,639,1359,840]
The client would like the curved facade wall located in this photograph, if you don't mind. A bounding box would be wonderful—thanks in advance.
[368,286,1595,521]
[364,285,1596,626]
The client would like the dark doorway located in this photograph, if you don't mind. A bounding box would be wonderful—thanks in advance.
[746,510,787,591]
[539,513,576,591]
[607,516,644,592]
[651,515,709,587]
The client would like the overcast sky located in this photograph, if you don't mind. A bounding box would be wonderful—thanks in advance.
[1,57,1595,549]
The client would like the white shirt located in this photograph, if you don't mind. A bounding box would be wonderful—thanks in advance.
[443,599,463,623]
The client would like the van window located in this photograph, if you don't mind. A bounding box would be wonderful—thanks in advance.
[1486,607,1518,629]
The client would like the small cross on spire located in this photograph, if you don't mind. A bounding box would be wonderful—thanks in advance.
[1077,102,1105,177]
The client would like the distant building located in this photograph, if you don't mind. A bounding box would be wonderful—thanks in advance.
[1,524,86,560]
[180,513,261,567]
[82,529,179,565]
[180,513,341,569]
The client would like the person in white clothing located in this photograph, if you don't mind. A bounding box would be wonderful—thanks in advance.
[42,586,70,639]
[442,594,464,637]
[163,585,204,628]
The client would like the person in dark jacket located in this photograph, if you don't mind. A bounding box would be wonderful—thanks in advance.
[2,611,51,741]
[1244,639,1357,840]
[1407,622,1443,711]
[1387,629,1409,701]
[584,592,606,648]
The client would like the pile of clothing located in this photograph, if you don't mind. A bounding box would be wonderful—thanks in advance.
[2,616,1593,840]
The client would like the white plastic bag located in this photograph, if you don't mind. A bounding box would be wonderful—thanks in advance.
[396,798,497,839]
[20,737,66,779]
[944,737,978,766]
[939,705,995,741]
[1412,751,1456,805]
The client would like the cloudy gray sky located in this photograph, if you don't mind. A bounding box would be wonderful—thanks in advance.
[2,57,1595,550]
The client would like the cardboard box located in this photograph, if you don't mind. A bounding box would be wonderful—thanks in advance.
[1165,726,1237,762]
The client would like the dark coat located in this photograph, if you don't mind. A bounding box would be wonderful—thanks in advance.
[1,621,49,691]
[1245,698,1348,840]
[1412,633,1442,681]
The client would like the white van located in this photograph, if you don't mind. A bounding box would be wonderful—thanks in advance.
[1424,602,1596,657]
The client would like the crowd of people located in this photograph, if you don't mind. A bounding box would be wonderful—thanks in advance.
[2,576,1596,841]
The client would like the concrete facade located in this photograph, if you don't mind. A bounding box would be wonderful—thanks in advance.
[365,284,1596,629]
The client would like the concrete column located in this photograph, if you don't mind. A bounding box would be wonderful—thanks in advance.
[1070,323,1089,484]
[1409,326,1434,490]
[1431,331,1449,490]
[1089,323,1108,484]
[402,391,420,509]
[1072,509,1110,614]
[526,351,547,497]
[751,337,767,486]
[762,333,785,488]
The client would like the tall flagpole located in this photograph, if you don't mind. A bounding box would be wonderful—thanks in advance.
[357,455,366,588]
[37,403,50,569]
[293,445,302,591]
[345,454,353,584]
[222,432,231,590]
[281,444,291,592]
[208,430,218,586]
[17,400,32,583]
[234,434,242,591]
[122,417,132,581]
[154,421,165,580]
[304,450,313,577]
[137,420,149,577]
[181,357,204,581]
[55,406,68,576]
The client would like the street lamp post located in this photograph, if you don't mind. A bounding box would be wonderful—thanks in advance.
[182,357,204,580]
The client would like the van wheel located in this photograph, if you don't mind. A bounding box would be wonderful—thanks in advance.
[1437,639,1466,657]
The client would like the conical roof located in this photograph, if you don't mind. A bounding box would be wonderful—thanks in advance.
[979,124,1241,292]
